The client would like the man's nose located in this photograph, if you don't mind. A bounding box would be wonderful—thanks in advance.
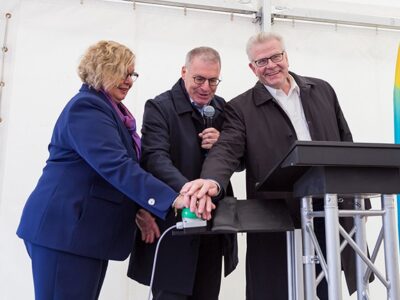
[200,80,211,89]
[265,58,277,67]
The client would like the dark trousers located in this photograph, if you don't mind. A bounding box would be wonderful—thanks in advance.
[246,200,328,300]
[152,235,222,300]
[25,241,108,300]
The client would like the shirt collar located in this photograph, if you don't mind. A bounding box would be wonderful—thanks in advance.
[264,74,300,97]
[190,98,212,114]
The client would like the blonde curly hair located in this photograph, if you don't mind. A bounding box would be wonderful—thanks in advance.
[78,40,135,91]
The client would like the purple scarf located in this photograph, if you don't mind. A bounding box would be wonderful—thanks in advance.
[102,91,141,159]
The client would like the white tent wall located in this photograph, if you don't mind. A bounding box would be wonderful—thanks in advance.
[0,0,255,299]
[0,0,399,299]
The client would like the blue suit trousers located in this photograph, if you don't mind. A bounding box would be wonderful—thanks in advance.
[25,241,108,300]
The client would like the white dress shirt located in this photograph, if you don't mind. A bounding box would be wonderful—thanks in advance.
[264,75,312,141]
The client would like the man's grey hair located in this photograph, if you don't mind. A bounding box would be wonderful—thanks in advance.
[246,32,285,61]
[185,46,221,68]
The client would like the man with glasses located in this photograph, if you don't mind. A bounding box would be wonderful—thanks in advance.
[127,47,238,300]
[182,32,361,300]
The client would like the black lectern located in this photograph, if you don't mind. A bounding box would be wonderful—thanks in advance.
[174,197,294,235]
[257,141,400,300]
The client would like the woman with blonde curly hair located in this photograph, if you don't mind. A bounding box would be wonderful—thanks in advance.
[17,40,188,300]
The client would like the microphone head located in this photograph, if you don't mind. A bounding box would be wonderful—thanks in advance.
[203,105,215,118]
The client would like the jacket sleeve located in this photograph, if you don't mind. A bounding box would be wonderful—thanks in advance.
[64,95,177,219]
[335,96,353,142]
[201,101,245,191]
[140,99,188,191]
[336,103,353,142]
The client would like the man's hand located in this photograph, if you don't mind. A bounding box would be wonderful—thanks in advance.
[135,209,160,244]
[190,191,215,220]
[180,179,219,219]
[172,193,189,210]
[198,128,220,150]
[181,179,219,199]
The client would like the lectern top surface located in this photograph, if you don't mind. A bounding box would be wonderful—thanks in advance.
[256,141,400,193]
[280,141,400,168]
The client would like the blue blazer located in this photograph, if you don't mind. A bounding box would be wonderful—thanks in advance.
[17,84,177,261]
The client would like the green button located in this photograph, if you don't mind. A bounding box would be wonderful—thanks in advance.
[181,208,198,219]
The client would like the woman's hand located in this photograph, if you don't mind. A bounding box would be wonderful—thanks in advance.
[135,209,160,244]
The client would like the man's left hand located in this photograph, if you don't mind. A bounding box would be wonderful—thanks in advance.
[198,128,220,150]
[180,179,218,219]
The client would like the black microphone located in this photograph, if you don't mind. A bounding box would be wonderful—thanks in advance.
[203,105,215,128]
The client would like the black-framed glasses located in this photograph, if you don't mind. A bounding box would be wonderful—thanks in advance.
[192,76,221,87]
[125,72,139,82]
[253,52,285,67]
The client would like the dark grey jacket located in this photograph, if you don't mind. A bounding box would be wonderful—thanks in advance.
[201,72,362,297]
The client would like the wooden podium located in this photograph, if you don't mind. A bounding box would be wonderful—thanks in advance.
[258,141,400,300]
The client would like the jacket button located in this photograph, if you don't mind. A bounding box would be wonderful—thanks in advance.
[148,198,156,205]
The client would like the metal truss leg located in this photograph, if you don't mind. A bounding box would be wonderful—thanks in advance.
[287,231,295,300]
[381,194,400,300]
[324,194,342,300]
[287,230,305,300]
[301,196,317,300]
[354,195,370,300]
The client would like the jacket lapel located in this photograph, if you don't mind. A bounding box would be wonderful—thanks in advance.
[171,79,204,129]
[290,72,316,140]
[252,81,274,107]
[83,85,137,161]
[209,96,224,121]
[251,74,318,140]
